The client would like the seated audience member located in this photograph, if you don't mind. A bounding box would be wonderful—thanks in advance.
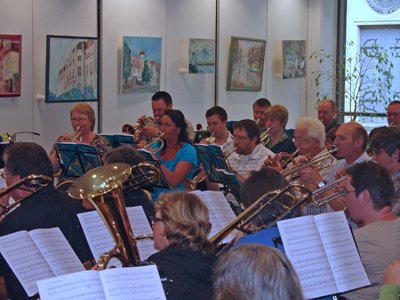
[231,168,301,252]
[379,258,400,300]
[149,109,197,201]
[317,99,340,133]
[229,119,274,182]
[341,161,400,300]
[49,102,111,174]
[387,100,400,129]
[252,98,271,134]
[102,146,154,219]
[213,243,304,300]
[370,126,400,215]
[0,142,91,300]
[263,104,296,154]
[146,192,216,300]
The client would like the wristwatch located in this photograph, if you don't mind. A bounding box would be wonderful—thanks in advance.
[318,181,326,188]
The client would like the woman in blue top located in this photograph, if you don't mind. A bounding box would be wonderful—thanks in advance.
[152,109,197,200]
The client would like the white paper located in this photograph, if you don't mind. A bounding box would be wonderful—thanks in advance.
[37,270,106,300]
[30,228,85,275]
[0,231,55,297]
[99,265,166,300]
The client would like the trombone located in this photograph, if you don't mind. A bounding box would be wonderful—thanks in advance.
[0,175,53,218]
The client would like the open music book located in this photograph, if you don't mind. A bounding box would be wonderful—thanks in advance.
[0,228,84,297]
[37,265,166,300]
[191,190,238,244]
[277,211,370,299]
[77,206,158,262]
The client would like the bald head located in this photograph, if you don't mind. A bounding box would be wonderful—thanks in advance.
[334,122,368,163]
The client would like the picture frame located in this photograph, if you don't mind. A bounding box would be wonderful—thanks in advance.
[282,40,306,79]
[45,35,99,103]
[0,34,22,97]
[226,36,266,91]
[189,38,215,74]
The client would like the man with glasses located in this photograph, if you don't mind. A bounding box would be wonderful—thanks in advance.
[341,161,400,300]
[369,126,400,216]
[228,119,274,183]
[387,100,400,128]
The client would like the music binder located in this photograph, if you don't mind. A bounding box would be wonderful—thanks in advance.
[138,149,170,189]
[56,142,103,178]
[100,133,135,148]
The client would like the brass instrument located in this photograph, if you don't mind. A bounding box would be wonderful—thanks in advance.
[210,182,312,247]
[260,128,271,146]
[310,176,347,207]
[68,162,159,268]
[122,116,159,137]
[205,132,216,144]
[143,132,165,154]
[281,148,337,180]
[0,175,53,217]
[184,169,207,190]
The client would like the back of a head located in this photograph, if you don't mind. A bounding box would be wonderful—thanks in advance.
[3,142,53,179]
[214,243,304,300]
[152,91,173,106]
[103,145,145,166]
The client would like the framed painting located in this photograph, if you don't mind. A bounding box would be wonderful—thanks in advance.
[0,34,22,97]
[45,35,99,103]
[282,40,306,79]
[121,36,162,94]
[226,36,266,91]
[189,38,215,74]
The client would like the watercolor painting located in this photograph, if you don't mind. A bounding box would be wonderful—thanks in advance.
[226,36,266,91]
[121,36,162,94]
[45,35,98,102]
[282,40,306,79]
[0,34,21,97]
[188,39,215,74]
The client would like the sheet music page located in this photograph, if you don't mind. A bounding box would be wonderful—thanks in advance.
[126,206,158,260]
[37,270,106,300]
[277,216,337,299]
[193,190,237,243]
[0,231,55,297]
[29,227,85,276]
[99,265,166,300]
[314,211,370,292]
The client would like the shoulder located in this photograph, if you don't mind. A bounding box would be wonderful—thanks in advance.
[178,143,197,158]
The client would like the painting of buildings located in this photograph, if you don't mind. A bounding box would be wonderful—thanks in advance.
[0,35,21,97]
[121,36,162,94]
[46,36,98,102]
[189,39,215,74]
[282,40,306,79]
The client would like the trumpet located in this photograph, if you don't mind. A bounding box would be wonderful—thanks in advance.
[123,116,159,138]
[260,128,271,146]
[310,176,347,207]
[0,175,53,218]
[71,126,82,143]
[204,132,216,144]
[184,169,207,190]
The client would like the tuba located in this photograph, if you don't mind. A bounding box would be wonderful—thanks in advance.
[0,175,53,218]
[68,163,159,268]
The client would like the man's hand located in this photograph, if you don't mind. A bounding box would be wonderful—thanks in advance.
[384,258,400,286]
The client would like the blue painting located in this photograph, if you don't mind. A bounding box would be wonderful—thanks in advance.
[282,40,306,79]
[45,35,98,103]
[121,36,162,94]
[189,39,215,74]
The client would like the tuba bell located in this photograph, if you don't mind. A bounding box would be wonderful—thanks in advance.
[68,163,159,268]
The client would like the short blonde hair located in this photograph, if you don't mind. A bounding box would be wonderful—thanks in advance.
[70,103,96,131]
[155,192,214,254]
[264,104,289,127]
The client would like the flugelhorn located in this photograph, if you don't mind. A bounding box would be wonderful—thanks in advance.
[68,163,159,268]
[260,128,271,146]
[0,175,53,218]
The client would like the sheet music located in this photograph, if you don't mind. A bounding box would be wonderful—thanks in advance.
[78,206,157,263]
[193,190,237,244]
[0,231,55,297]
[314,211,370,292]
[277,216,338,299]
[99,265,166,300]
[29,228,85,276]
[37,270,106,300]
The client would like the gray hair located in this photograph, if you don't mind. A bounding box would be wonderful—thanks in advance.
[295,117,326,148]
[214,244,304,300]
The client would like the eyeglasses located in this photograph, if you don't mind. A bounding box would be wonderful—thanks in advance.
[234,135,249,141]
[150,216,163,225]
[0,171,9,179]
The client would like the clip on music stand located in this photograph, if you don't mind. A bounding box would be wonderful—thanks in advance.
[56,143,103,178]
[138,149,170,189]
[100,134,135,148]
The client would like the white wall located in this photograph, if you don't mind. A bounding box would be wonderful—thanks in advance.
[0,0,337,151]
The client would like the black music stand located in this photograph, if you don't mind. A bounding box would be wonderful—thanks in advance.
[56,143,103,178]
[100,134,135,148]
[213,169,241,204]
[138,149,170,189]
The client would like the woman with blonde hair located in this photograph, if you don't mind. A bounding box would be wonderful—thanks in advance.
[214,243,304,300]
[146,192,216,300]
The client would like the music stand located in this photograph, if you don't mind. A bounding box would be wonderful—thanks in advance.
[138,149,170,189]
[56,143,103,178]
[100,134,135,148]
[213,169,241,204]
